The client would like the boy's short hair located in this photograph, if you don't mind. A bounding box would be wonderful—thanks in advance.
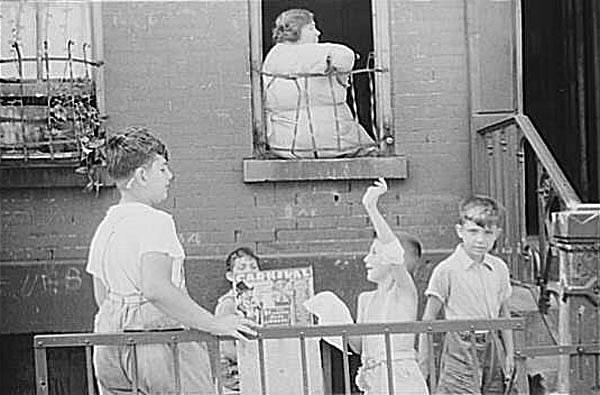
[458,195,504,228]
[106,126,169,181]
[225,247,260,272]
[396,232,423,260]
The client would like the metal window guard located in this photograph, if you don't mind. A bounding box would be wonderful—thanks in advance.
[0,40,104,164]
[258,54,388,159]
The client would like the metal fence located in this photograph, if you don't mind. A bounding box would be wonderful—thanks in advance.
[34,318,524,395]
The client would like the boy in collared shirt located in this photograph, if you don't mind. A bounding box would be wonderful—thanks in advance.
[417,195,514,394]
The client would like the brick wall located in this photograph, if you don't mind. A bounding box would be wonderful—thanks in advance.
[1,0,472,334]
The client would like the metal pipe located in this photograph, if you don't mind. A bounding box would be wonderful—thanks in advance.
[170,341,181,393]
[129,343,139,394]
[299,332,309,395]
[258,337,267,395]
[34,342,49,395]
[85,345,94,395]
[574,0,589,199]
[383,329,394,394]
[341,332,351,395]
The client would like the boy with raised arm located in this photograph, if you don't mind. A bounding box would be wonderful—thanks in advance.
[417,195,515,394]
[351,178,429,394]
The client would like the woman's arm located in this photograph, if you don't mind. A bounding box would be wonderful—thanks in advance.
[325,43,355,72]
[140,252,256,340]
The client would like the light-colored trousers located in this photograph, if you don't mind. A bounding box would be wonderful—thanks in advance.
[93,297,214,395]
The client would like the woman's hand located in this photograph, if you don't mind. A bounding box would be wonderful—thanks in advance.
[362,177,388,208]
[211,314,258,341]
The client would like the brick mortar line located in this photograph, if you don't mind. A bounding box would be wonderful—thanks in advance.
[0,248,454,266]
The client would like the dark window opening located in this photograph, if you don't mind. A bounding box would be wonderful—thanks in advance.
[260,0,382,158]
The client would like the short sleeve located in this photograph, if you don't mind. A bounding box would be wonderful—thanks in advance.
[498,263,512,303]
[138,214,184,258]
[424,264,449,304]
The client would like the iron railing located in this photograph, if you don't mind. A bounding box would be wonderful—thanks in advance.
[0,40,103,163]
[34,318,524,395]
[474,114,581,287]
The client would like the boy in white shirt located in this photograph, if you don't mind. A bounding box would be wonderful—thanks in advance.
[86,127,256,394]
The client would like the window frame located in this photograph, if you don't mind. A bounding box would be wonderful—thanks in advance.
[243,0,407,182]
[0,1,106,188]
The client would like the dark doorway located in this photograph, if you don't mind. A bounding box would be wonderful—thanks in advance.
[261,0,376,139]
[523,0,600,207]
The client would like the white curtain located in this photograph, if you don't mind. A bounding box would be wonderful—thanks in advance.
[0,0,92,80]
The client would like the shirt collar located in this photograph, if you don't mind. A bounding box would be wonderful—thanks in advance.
[455,244,495,271]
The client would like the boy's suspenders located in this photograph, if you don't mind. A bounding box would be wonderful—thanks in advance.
[99,218,146,305]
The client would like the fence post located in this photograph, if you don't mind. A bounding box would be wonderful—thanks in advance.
[34,338,49,395]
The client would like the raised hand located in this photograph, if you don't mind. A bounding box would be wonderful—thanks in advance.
[211,314,258,341]
[362,177,388,208]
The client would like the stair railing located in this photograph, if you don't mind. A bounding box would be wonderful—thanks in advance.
[473,114,581,292]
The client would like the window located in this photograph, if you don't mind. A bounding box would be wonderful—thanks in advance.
[244,0,407,182]
[0,1,104,170]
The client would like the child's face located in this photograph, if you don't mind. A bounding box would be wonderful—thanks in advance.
[363,241,394,284]
[455,219,500,261]
[142,154,173,205]
[227,255,259,282]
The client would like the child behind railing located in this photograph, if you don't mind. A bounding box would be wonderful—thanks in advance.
[418,195,515,393]
[346,178,429,395]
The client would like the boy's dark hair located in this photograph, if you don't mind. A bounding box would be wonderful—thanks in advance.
[106,126,169,181]
[458,195,504,228]
[225,247,260,272]
[396,232,423,259]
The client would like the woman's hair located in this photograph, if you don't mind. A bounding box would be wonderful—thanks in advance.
[272,8,314,44]
[225,247,260,272]
[105,126,169,181]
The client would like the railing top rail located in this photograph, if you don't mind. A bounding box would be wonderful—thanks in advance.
[516,343,600,358]
[257,318,524,339]
[0,57,104,67]
[34,329,218,348]
[477,114,581,208]
[34,318,524,348]
[259,67,388,80]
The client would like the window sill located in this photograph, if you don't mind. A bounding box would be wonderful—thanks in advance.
[0,162,113,189]
[243,156,408,183]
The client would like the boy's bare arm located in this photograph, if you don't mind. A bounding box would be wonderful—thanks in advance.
[417,296,443,376]
[499,301,515,375]
[363,178,413,286]
[140,252,257,341]
[362,177,395,244]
